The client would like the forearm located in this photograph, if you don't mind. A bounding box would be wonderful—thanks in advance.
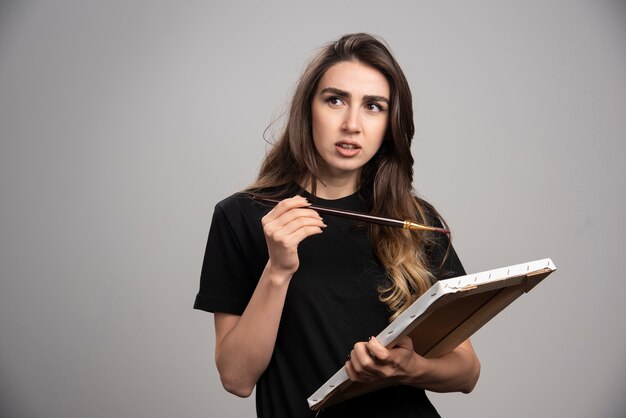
[215,262,291,397]
[214,196,326,396]
[402,340,480,393]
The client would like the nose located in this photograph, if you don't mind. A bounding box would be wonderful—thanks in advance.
[341,106,361,134]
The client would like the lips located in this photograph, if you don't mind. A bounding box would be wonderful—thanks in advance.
[335,141,361,157]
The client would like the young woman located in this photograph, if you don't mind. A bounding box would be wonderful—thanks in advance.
[194,33,480,418]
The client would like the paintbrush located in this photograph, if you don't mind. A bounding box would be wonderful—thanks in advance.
[252,196,450,234]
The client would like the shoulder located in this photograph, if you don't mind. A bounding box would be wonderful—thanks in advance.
[215,183,305,218]
[214,192,254,211]
[206,192,270,262]
[210,192,270,233]
[214,191,271,215]
[215,192,253,213]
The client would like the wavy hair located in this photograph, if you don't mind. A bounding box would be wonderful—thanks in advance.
[247,33,446,320]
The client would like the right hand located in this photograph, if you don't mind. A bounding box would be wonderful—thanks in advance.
[261,195,326,278]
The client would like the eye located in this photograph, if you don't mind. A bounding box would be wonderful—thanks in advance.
[366,102,385,113]
[326,96,344,106]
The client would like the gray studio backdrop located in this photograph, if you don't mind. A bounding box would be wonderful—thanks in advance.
[1,1,625,417]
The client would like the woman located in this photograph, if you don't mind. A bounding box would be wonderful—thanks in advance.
[194,33,480,417]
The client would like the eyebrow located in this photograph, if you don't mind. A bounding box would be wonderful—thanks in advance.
[320,87,389,104]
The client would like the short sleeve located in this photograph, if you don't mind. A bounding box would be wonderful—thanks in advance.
[429,235,465,281]
[193,196,267,315]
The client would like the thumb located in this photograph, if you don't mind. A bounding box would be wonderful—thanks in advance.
[394,336,415,352]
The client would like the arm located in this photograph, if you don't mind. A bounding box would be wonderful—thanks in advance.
[345,336,480,393]
[214,196,326,397]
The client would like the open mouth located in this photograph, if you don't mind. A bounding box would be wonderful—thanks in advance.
[335,141,361,157]
[336,142,361,150]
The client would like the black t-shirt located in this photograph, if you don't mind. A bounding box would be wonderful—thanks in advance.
[194,190,465,418]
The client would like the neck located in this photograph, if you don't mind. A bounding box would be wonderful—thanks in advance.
[304,172,359,200]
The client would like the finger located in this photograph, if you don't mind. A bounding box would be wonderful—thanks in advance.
[277,213,326,237]
[345,357,362,382]
[351,342,380,373]
[366,336,391,363]
[392,336,414,352]
[263,208,323,239]
[268,207,324,230]
[268,226,325,257]
[345,359,375,382]
[266,210,326,243]
[285,224,326,243]
[366,337,412,376]
[345,352,377,382]
[262,196,310,224]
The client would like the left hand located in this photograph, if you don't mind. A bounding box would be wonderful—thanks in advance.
[344,336,428,384]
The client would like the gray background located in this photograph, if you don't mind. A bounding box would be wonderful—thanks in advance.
[1,1,625,417]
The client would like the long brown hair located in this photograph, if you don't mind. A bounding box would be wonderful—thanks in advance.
[248,33,446,320]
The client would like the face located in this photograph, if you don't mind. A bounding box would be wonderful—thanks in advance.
[311,60,390,185]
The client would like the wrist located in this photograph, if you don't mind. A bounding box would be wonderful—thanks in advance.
[264,260,294,287]
[399,352,433,386]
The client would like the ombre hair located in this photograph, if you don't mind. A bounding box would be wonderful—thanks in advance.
[248,33,448,320]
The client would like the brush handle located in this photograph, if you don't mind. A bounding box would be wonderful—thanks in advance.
[251,196,450,234]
